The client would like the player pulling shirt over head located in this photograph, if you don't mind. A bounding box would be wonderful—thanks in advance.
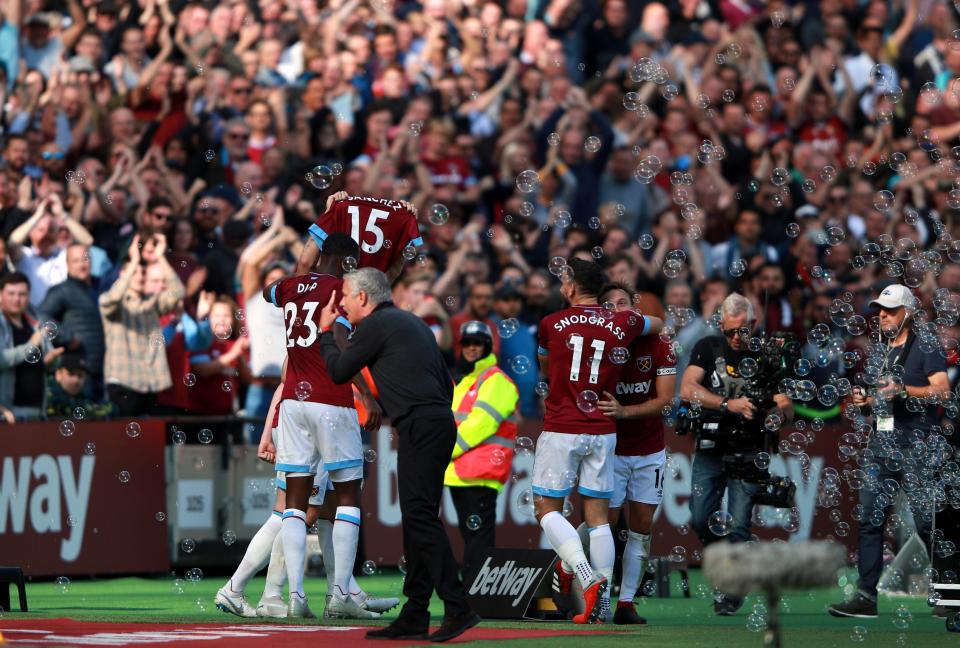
[297,192,422,280]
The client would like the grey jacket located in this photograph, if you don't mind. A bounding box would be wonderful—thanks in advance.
[0,307,55,411]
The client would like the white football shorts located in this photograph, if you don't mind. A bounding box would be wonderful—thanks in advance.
[611,449,667,508]
[275,400,363,482]
[270,427,332,507]
[532,431,617,499]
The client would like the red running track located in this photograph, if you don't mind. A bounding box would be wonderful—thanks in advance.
[0,618,615,646]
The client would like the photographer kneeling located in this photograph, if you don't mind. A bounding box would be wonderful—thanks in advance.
[679,293,794,616]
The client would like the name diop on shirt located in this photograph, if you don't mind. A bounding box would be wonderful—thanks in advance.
[552,313,627,341]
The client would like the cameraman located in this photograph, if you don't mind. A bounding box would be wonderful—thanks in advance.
[679,293,793,616]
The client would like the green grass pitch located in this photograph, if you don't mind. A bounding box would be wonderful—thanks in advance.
[4,568,954,647]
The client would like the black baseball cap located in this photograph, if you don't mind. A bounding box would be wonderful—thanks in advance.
[60,353,88,373]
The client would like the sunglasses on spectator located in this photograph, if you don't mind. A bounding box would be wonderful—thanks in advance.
[42,151,65,160]
[722,327,751,339]
[231,86,252,94]
[226,132,250,140]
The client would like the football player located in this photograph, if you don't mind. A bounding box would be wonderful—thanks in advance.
[215,364,399,619]
[534,259,662,624]
[596,283,675,624]
[262,232,379,618]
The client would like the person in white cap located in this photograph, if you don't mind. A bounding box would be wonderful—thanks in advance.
[828,283,948,619]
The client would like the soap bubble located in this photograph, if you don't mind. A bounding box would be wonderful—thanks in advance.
[362,560,376,575]
[59,420,76,437]
[306,165,333,190]
[516,170,540,193]
[708,510,734,536]
[498,318,519,338]
[183,373,197,387]
[222,530,237,546]
[364,448,377,463]
[198,429,213,444]
[466,515,482,531]
[577,390,599,413]
[428,203,450,226]
[126,422,141,438]
[118,470,131,483]
[609,347,629,364]
[295,381,312,401]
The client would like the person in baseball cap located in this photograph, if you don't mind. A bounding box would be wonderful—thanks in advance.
[830,281,948,619]
[868,284,917,312]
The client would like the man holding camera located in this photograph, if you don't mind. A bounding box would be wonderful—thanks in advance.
[679,293,794,615]
[828,284,948,619]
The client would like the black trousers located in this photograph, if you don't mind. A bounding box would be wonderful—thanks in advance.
[396,414,470,625]
[107,385,157,418]
[449,485,498,577]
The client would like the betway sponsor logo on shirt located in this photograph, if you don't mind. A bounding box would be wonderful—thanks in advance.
[617,380,652,395]
[468,557,544,607]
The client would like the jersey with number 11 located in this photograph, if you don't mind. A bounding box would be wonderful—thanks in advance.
[268,273,354,408]
[308,196,423,272]
[538,304,651,434]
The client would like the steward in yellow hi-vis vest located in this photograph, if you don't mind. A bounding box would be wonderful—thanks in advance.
[444,321,519,575]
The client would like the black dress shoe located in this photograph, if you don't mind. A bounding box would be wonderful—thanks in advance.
[429,611,481,642]
[366,620,430,640]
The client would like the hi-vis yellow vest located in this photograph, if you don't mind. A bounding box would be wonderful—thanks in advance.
[444,354,519,491]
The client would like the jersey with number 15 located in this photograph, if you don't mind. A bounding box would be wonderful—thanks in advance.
[308,196,423,273]
[538,305,652,435]
[268,273,354,408]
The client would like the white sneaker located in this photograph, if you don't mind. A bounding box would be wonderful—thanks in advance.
[256,594,288,618]
[354,591,401,613]
[215,586,257,618]
[325,592,382,619]
[287,593,316,619]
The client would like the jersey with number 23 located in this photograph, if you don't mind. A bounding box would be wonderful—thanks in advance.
[269,273,354,408]
[538,305,652,435]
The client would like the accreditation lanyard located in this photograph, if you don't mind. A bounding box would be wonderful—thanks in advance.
[877,332,915,433]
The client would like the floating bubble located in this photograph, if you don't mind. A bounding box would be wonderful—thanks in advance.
[295,381,312,401]
[708,510,734,536]
[466,515,482,531]
[609,347,629,365]
[198,429,213,444]
[126,422,141,438]
[428,203,450,226]
[222,530,237,546]
[364,448,377,463]
[185,567,203,583]
[577,390,599,413]
[59,420,76,437]
[584,136,602,153]
[362,560,376,575]
[498,318,519,339]
[183,373,197,387]
[509,356,531,374]
[173,430,186,445]
[307,165,333,190]
[516,170,540,193]
[155,511,166,522]
[118,470,131,483]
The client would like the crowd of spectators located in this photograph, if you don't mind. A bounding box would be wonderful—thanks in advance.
[1,0,960,435]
